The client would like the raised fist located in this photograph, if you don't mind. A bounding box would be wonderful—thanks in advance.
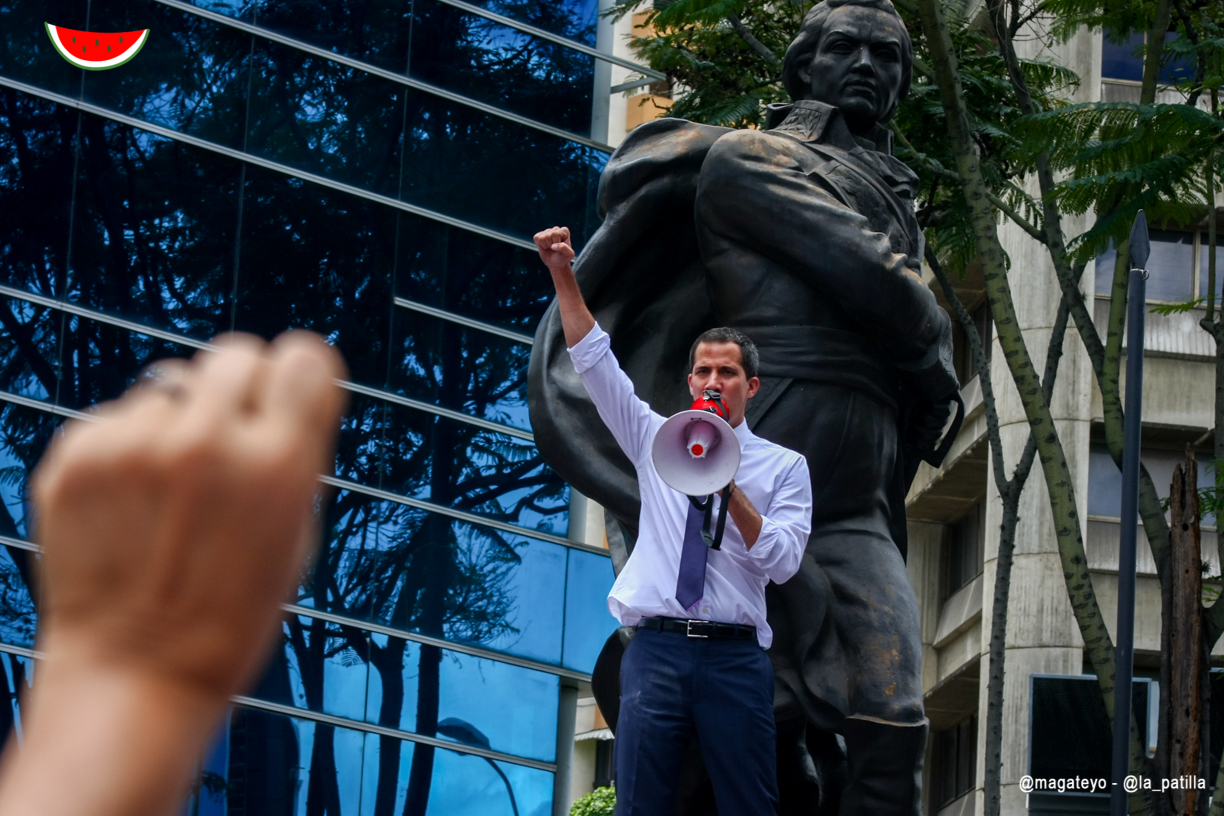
[534,225,575,273]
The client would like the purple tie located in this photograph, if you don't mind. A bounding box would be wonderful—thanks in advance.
[675,501,709,611]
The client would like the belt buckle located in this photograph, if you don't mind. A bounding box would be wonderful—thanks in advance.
[685,619,708,639]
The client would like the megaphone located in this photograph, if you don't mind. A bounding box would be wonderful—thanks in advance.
[652,390,741,498]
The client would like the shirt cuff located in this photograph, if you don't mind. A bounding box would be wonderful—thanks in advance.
[746,518,780,563]
[567,322,610,374]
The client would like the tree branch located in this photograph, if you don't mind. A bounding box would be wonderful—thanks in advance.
[725,14,781,70]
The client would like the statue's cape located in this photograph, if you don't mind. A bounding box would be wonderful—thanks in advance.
[528,119,731,567]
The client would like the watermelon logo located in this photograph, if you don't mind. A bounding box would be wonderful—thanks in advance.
[45,24,149,70]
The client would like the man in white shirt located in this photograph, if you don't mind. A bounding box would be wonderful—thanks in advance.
[535,226,812,816]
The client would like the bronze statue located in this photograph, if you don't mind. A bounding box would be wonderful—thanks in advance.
[529,1,963,813]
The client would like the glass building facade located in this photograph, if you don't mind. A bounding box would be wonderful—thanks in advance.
[0,0,624,813]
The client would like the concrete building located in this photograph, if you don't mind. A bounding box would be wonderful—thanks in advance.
[907,23,1222,816]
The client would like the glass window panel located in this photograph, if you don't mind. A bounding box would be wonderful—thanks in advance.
[0,297,61,402]
[1094,242,1118,295]
[360,729,415,816]
[561,548,617,673]
[363,635,559,761]
[224,706,309,814]
[390,308,531,431]
[1202,459,1221,527]
[379,401,569,534]
[277,714,366,814]
[409,2,595,137]
[0,652,33,744]
[1200,236,1224,299]
[308,497,567,664]
[460,522,567,662]
[67,120,241,340]
[55,316,200,411]
[0,403,62,540]
[175,0,255,22]
[0,93,78,299]
[0,544,37,649]
[333,393,389,487]
[423,750,553,816]
[233,166,396,390]
[1096,232,1194,303]
[1087,444,1213,525]
[1102,29,1144,82]
[439,0,600,47]
[80,3,254,152]
[244,638,560,777]
[394,219,554,336]
[185,721,231,816]
[244,40,405,197]
[251,0,413,73]
[1159,36,1196,85]
[1088,444,1124,518]
[0,0,89,97]
[240,42,606,242]
[398,92,606,241]
[1146,229,1194,302]
[302,489,397,625]
[359,716,555,816]
[265,614,372,721]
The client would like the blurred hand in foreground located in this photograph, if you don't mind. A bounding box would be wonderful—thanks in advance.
[0,332,346,816]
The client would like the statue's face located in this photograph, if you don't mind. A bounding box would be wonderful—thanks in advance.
[803,5,907,133]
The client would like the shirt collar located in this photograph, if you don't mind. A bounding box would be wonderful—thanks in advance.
[732,418,755,446]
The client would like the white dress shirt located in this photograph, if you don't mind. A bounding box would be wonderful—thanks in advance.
[568,324,812,648]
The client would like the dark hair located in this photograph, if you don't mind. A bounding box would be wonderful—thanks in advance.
[781,0,913,121]
[688,328,760,380]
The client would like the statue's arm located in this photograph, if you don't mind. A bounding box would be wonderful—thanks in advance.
[694,129,947,372]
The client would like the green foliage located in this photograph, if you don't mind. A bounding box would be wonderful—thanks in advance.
[1039,0,1159,45]
[608,0,804,128]
[1006,1,1224,264]
[895,11,1078,270]
[1150,296,1207,315]
[1014,101,1223,262]
[1200,458,1224,529]
[571,786,617,816]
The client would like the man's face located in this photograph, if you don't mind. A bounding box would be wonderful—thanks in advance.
[687,342,760,428]
[804,5,906,134]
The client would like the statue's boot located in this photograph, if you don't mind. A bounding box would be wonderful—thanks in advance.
[838,717,928,816]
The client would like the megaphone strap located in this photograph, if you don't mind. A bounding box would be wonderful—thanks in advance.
[689,487,730,551]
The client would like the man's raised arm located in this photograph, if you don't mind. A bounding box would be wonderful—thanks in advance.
[534,226,595,348]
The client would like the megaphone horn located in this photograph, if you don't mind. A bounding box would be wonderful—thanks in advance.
[651,395,741,498]
[685,418,719,458]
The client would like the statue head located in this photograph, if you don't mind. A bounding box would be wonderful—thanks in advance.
[782,0,913,132]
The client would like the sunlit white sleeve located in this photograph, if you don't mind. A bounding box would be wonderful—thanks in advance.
[745,455,811,583]
[567,323,658,467]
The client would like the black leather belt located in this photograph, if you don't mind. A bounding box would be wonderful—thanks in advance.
[637,616,757,640]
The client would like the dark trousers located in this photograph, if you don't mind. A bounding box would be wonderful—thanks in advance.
[614,628,779,816]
